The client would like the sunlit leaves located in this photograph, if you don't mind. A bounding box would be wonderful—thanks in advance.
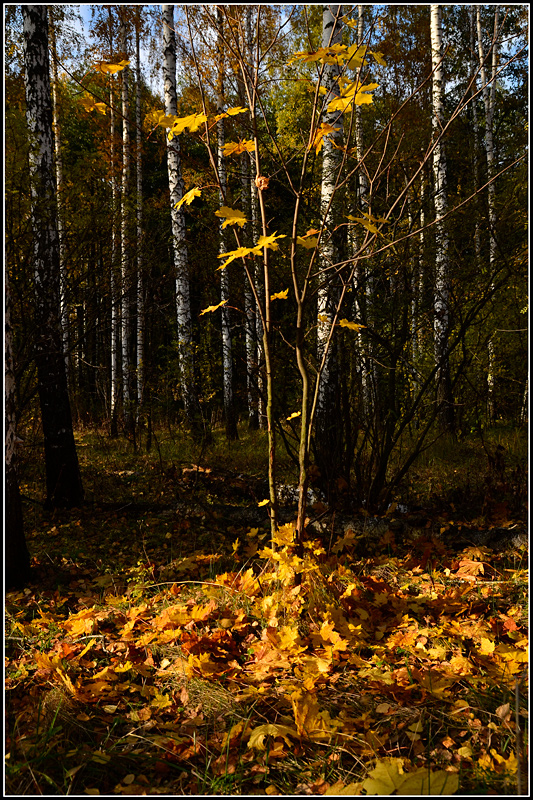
[214,106,249,122]
[327,81,378,113]
[214,206,247,228]
[346,210,388,234]
[168,112,208,139]
[216,230,286,268]
[297,235,319,249]
[199,300,228,316]
[256,232,286,251]
[80,93,107,115]
[310,122,337,154]
[222,139,255,156]
[362,758,459,796]
[338,319,365,331]
[92,59,130,75]
[217,245,259,271]
[270,289,289,301]
[146,109,208,138]
[174,187,201,209]
[372,51,387,67]
[248,723,297,750]
[286,411,301,421]
[288,42,386,69]
[145,109,177,128]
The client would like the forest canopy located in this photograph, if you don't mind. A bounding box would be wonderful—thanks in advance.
[5,3,528,519]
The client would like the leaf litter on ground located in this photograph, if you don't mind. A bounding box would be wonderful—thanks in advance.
[6,436,528,795]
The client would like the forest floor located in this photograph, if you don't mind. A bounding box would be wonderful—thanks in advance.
[5,424,528,795]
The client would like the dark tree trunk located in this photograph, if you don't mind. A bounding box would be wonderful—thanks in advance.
[5,465,31,591]
[23,5,84,509]
[5,273,31,591]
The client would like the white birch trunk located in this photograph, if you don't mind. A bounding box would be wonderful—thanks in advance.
[135,15,144,416]
[237,8,258,430]
[48,12,69,382]
[476,6,499,423]
[107,4,119,434]
[250,158,265,428]
[109,68,119,434]
[430,4,453,431]
[317,4,344,477]
[413,173,426,393]
[216,8,238,440]
[469,7,482,269]
[120,16,131,426]
[162,5,200,429]
[353,4,373,420]
[241,150,258,429]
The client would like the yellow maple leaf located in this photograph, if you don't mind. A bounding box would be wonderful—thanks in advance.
[223,139,255,156]
[92,59,130,75]
[247,723,297,750]
[167,112,208,139]
[174,187,201,209]
[490,749,518,774]
[146,109,176,128]
[80,94,107,115]
[342,43,370,69]
[286,411,301,421]
[362,758,459,796]
[478,637,496,655]
[256,232,286,251]
[217,246,259,270]
[258,498,270,507]
[214,106,249,121]
[199,299,228,316]
[297,235,319,249]
[339,319,365,331]
[215,206,247,228]
[277,625,302,652]
[310,122,337,154]
[271,289,288,301]
[372,51,387,67]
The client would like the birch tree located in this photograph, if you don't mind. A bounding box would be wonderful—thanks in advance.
[119,12,131,429]
[352,4,373,422]
[135,8,144,418]
[22,4,84,508]
[430,4,454,432]
[316,4,345,483]
[476,6,499,422]
[239,6,260,430]
[107,8,120,436]
[216,7,238,441]
[162,4,202,432]
[48,8,69,383]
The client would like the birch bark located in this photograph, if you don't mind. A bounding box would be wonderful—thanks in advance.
[162,4,201,431]
[135,11,144,417]
[120,14,131,428]
[316,4,344,482]
[108,9,119,436]
[430,4,454,432]
[476,6,499,423]
[216,8,238,440]
[48,10,69,383]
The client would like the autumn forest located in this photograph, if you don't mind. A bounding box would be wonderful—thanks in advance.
[4,4,528,796]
